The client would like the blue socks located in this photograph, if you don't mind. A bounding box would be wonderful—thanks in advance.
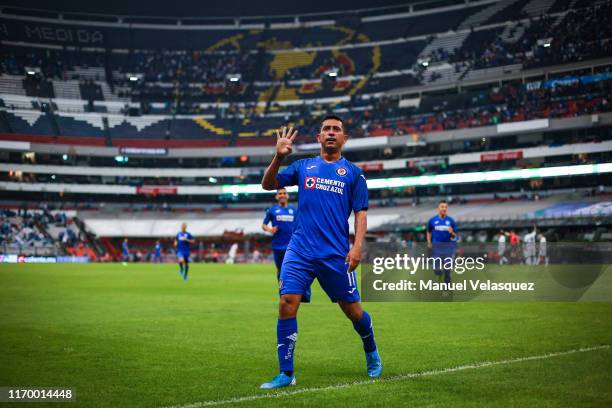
[179,263,189,280]
[277,317,297,374]
[275,313,375,376]
[352,311,377,353]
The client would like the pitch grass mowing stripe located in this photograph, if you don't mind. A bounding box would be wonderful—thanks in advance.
[163,344,610,408]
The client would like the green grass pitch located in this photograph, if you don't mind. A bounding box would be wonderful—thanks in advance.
[0,263,611,407]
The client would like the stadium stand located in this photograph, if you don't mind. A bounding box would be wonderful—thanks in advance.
[0,0,611,260]
[0,208,58,255]
[1,73,610,147]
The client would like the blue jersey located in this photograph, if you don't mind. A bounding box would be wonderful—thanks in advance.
[277,156,368,259]
[428,215,458,253]
[122,241,129,255]
[263,204,297,250]
[176,232,193,254]
[154,243,161,256]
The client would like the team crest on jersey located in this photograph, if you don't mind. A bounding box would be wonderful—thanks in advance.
[305,177,316,189]
[336,167,347,176]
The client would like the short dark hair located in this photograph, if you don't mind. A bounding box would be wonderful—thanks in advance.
[321,115,344,127]
[439,200,447,205]
[276,187,287,192]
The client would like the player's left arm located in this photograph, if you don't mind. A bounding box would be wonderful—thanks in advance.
[346,170,368,272]
[449,218,457,239]
[346,210,367,271]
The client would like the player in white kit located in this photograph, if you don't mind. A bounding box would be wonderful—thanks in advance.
[537,233,548,266]
[523,227,537,265]
[498,229,509,265]
[226,242,239,264]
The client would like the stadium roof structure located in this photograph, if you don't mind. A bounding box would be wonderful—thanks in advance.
[77,193,612,237]
[0,0,430,19]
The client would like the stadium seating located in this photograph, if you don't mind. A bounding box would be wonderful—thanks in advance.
[1,73,610,147]
[4,110,55,135]
[0,0,610,219]
[0,0,608,117]
[360,6,490,41]
[0,209,58,256]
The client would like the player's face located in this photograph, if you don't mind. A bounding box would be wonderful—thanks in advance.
[317,119,347,153]
[275,189,288,205]
[438,203,448,216]
[181,223,187,232]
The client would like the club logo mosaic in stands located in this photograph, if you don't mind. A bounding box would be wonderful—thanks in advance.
[305,177,317,189]
[206,26,376,98]
[336,167,347,176]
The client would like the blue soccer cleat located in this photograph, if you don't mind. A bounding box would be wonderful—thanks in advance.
[259,373,296,389]
[366,349,382,377]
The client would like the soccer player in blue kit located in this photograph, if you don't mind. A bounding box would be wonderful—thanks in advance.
[259,116,382,389]
[174,223,195,281]
[153,240,162,263]
[121,238,129,263]
[427,200,458,284]
[261,188,297,280]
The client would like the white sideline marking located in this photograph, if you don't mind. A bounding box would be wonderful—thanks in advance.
[163,345,610,408]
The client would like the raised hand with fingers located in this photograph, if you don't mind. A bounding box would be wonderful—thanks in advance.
[276,126,298,159]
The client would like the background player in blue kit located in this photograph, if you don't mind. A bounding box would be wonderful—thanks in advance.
[153,240,162,263]
[174,223,195,281]
[261,188,297,280]
[259,116,381,389]
[427,200,458,284]
[121,238,129,263]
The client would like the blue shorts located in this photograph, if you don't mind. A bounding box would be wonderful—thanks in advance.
[177,251,190,262]
[432,250,454,271]
[273,249,286,272]
[279,249,359,303]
